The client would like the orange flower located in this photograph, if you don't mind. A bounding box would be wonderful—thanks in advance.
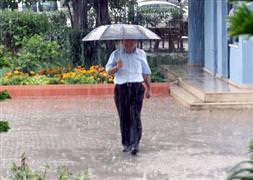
[99,67,105,72]
[30,71,36,76]
[76,66,82,69]
[39,69,46,75]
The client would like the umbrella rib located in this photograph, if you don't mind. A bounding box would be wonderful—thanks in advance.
[136,25,149,40]
[122,25,125,39]
[99,25,111,40]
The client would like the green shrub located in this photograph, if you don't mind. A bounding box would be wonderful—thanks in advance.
[64,76,96,84]
[0,10,49,51]
[0,67,13,77]
[0,90,11,100]
[45,11,72,67]
[10,157,47,180]
[147,53,188,66]
[0,120,10,133]
[250,140,253,160]
[47,10,68,28]
[48,77,61,84]
[58,167,90,180]
[0,45,12,68]
[17,35,62,72]
[229,4,253,37]
[0,75,28,85]
[22,75,51,85]
[10,155,90,180]
[150,66,165,82]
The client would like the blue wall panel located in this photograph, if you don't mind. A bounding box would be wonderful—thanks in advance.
[204,0,215,73]
[216,0,228,77]
[188,0,204,66]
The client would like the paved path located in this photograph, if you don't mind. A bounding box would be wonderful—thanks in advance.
[0,97,253,180]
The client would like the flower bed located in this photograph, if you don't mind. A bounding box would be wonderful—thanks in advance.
[0,65,113,85]
[0,65,169,98]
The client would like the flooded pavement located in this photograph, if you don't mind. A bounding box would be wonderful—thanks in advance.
[0,96,252,180]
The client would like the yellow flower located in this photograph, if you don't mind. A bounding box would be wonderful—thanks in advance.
[80,69,87,74]
[75,66,85,73]
[88,76,94,80]
[70,72,76,77]
[14,70,20,75]
[15,67,21,71]
[61,73,69,79]
[87,69,95,74]
[102,72,108,77]
[5,72,12,77]
[90,65,99,72]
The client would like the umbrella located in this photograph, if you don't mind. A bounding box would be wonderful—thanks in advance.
[82,24,160,41]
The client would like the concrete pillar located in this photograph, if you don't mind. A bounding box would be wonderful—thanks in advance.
[188,0,204,66]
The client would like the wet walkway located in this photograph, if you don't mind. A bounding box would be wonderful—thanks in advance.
[0,97,253,180]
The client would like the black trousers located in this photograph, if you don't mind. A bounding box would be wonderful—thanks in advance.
[114,83,145,149]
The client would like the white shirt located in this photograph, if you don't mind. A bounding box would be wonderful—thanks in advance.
[105,48,151,85]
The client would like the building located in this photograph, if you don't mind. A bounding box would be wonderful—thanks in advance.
[18,0,65,12]
[189,0,253,87]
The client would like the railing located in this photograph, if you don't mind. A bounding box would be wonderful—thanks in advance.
[137,20,188,52]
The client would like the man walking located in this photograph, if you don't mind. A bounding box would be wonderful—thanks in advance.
[106,39,151,155]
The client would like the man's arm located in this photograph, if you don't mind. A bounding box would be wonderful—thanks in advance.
[140,50,151,99]
[107,60,123,75]
[143,74,151,99]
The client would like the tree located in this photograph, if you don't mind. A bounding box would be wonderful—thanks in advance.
[63,0,88,29]
[63,0,134,29]
[93,0,110,26]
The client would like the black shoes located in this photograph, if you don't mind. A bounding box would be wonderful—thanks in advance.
[122,146,139,155]
[122,146,131,152]
[131,148,138,155]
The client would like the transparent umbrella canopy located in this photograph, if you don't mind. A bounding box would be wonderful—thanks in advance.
[82,24,161,41]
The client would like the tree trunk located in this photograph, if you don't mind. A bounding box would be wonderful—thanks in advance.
[94,0,110,26]
[72,0,88,29]
[66,3,74,27]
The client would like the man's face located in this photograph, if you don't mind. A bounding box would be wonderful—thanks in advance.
[122,40,137,53]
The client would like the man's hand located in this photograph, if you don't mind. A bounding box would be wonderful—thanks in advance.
[143,74,151,99]
[108,59,123,75]
[116,59,123,70]
[145,88,151,99]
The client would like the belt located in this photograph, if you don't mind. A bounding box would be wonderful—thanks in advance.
[117,82,142,87]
